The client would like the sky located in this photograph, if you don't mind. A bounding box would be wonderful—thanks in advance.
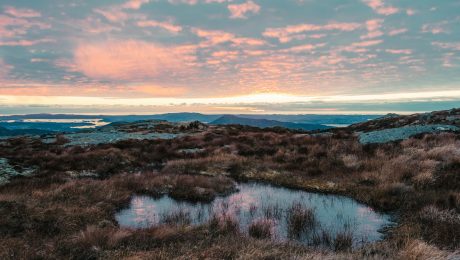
[0,0,459,115]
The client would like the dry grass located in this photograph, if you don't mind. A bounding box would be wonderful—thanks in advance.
[0,125,459,258]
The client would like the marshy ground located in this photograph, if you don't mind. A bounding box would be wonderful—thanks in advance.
[0,114,459,259]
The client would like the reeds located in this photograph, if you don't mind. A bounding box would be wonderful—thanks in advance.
[248,218,274,239]
[286,203,316,238]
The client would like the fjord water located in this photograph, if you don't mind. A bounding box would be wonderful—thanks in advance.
[116,182,392,247]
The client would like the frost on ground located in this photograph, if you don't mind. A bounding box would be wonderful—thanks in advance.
[43,131,179,146]
[359,124,459,144]
[0,158,35,185]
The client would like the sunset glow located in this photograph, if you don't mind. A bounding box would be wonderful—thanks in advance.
[1,0,459,114]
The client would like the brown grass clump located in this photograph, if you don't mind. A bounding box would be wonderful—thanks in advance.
[286,203,316,238]
[208,213,240,235]
[160,208,192,226]
[333,230,353,252]
[248,218,274,239]
[418,206,460,249]
[398,240,454,260]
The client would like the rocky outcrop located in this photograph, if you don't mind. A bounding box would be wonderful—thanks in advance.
[0,158,35,185]
[359,124,459,144]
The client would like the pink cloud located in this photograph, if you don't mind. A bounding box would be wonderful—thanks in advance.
[361,19,384,39]
[422,22,449,34]
[309,34,326,39]
[352,40,383,47]
[93,0,150,22]
[192,28,234,46]
[231,37,266,46]
[72,40,197,81]
[192,28,265,47]
[0,15,51,38]
[168,0,198,5]
[385,49,412,55]
[67,17,121,34]
[0,59,13,80]
[388,28,407,36]
[94,9,129,22]
[377,6,399,15]
[406,9,416,16]
[263,22,361,43]
[228,1,260,19]
[284,43,326,53]
[244,50,266,56]
[365,19,383,32]
[362,0,399,15]
[441,53,456,68]
[137,20,182,33]
[131,84,188,96]
[4,6,41,18]
[122,0,150,9]
[432,42,460,51]
[212,50,239,57]
[0,38,55,47]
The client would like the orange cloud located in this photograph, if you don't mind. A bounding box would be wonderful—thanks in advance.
[73,40,197,81]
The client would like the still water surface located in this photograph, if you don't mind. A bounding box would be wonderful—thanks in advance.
[116,182,392,247]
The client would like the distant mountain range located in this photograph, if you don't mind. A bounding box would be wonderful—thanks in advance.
[211,115,331,131]
[0,113,380,124]
[0,112,383,136]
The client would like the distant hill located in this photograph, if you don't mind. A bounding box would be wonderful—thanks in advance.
[102,113,221,123]
[211,115,331,131]
[0,126,54,137]
[236,114,381,125]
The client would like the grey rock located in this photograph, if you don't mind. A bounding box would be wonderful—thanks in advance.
[359,124,459,144]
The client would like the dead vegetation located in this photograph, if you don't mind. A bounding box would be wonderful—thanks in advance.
[0,118,459,258]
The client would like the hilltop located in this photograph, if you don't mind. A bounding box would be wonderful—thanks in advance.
[211,115,331,131]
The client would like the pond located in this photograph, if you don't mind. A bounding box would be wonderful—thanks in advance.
[116,182,393,248]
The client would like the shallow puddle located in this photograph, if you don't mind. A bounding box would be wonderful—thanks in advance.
[116,182,392,247]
